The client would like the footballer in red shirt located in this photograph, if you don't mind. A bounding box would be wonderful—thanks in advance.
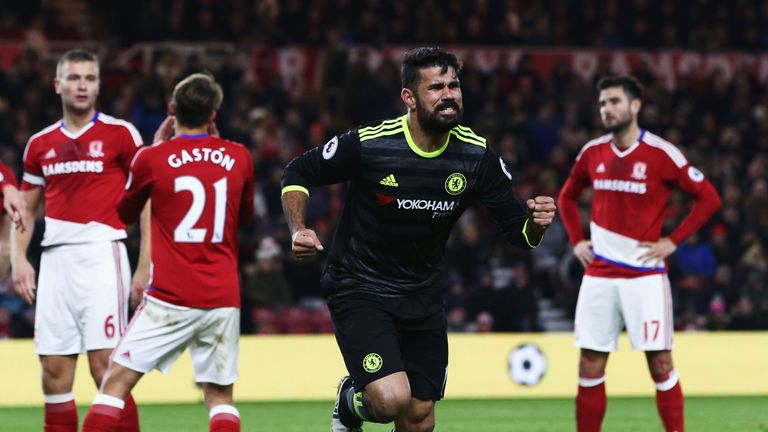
[559,76,721,432]
[83,73,254,432]
[11,49,146,432]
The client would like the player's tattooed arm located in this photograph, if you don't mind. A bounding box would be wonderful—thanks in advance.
[281,190,324,260]
[282,190,307,236]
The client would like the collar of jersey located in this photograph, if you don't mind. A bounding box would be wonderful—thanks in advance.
[401,115,450,158]
[178,133,209,139]
[610,128,645,158]
[59,111,99,139]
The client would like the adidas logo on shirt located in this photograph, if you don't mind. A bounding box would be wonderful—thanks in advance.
[596,163,606,173]
[44,148,57,159]
[380,174,399,187]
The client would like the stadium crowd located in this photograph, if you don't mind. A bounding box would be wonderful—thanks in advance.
[4,0,768,50]
[0,1,766,337]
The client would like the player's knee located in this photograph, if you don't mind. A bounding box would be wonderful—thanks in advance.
[89,363,107,386]
[41,367,62,385]
[579,350,607,376]
[88,357,111,386]
[42,360,69,381]
[403,400,435,431]
[41,359,76,393]
[647,351,674,377]
[366,386,411,420]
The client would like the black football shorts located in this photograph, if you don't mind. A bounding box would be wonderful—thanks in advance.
[329,297,448,401]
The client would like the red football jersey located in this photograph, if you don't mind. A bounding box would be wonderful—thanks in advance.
[0,161,18,216]
[119,135,255,308]
[559,130,720,278]
[22,113,143,246]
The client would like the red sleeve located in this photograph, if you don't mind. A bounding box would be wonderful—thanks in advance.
[668,164,722,244]
[558,154,591,246]
[118,147,153,224]
[119,124,144,173]
[238,147,255,225]
[21,138,44,190]
[0,162,18,189]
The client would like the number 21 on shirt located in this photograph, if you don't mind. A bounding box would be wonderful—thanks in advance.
[174,175,227,243]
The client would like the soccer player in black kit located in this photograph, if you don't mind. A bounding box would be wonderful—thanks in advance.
[281,47,557,432]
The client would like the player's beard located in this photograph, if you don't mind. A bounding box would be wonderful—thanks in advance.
[415,97,463,133]
[603,109,633,134]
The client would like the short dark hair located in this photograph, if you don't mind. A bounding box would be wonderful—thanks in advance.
[56,49,99,78]
[401,47,461,92]
[171,73,223,128]
[596,75,643,101]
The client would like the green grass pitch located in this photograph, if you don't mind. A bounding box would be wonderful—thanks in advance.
[1,396,766,431]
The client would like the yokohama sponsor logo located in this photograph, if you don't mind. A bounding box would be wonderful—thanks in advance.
[396,198,457,211]
[593,179,646,194]
[42,160,104,176]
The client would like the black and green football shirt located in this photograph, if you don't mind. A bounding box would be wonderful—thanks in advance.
[282,115,539,315]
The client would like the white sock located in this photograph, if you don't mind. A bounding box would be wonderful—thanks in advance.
[579,375,606,387]
[210,404,239,419]
[44,392,75,404]
[92,393,126,410]
[655,369,679,391]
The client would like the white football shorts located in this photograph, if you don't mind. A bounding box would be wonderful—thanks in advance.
[574,274,674,352]
[35,241,131,355]
[112,296,240,385]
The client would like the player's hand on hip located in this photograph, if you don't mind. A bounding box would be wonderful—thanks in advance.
[526,196,557,228]
[638,237,677,265]
[152,116,175,144]
[130,267,151,310]
[291,228,324,260]
[573,240,594,268]
[11,259,36,305]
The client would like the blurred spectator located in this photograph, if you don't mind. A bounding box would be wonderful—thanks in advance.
[673,233,717,313]
[472,311,495,333]
[446,307,470,333]
[728,296,763,330]
[491,263,541,332]
[241,237,292,333]
[466,269,496,322]
[243,237,292,307]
